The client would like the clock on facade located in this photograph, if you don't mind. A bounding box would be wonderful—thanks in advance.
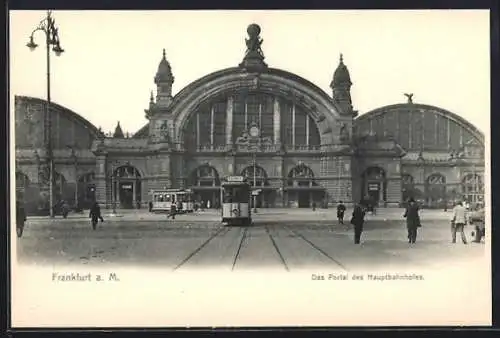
[249,126,260,137]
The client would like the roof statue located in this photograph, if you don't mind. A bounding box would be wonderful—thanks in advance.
[159,120,171,143]
[239,23,268,71]
[404,93,414,104]
[339,123,350,143]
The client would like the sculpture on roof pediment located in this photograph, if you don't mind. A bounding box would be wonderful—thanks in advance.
[245,24,264,58]
[159,120,171,143]
[339,123,350,143]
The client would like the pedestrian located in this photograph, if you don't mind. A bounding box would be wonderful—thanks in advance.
[312,201,316,211]
[89,202,104,230]
[403,197,421,244]
[337,201,346,225]
[61,200,69,218]
[451,201,468,244]
[16,200,27,238]
[350,201,366,244]
[148,201,153,213]
[207,200,211,209]
[168,203,177,220]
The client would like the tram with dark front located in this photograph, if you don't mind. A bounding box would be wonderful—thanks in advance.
[221,176,252,226]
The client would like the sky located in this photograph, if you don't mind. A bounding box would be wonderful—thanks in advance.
[9,10,490,136]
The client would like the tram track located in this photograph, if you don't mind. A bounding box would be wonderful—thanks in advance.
[231,227,248,271]
[285,226,349,272]
[265,226,290,272]
[172,226,230,271]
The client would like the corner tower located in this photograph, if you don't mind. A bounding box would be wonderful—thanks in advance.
[154,49,175,108]
[330,54,354,116]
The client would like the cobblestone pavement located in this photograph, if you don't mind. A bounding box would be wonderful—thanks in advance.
[15,210,486,272]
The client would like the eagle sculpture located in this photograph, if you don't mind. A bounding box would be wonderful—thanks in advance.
[404,93,414,103]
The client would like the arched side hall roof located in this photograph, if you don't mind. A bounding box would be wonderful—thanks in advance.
[354,103,484,150]
[15,95,101,138]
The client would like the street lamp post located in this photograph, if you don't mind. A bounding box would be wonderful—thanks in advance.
[253,151,257,213]
[110,161,119,215]
[27,10,65,218]
[69,147,78,209]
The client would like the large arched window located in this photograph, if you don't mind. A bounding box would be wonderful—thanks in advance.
[241,165,268,187]
[287,164,315,187]
[183,92,321,151]
[190,165,220,187]
[462,173,484,204]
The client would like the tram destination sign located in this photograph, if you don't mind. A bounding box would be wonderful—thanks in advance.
[226,176,245,182]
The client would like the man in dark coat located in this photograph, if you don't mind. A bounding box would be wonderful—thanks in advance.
[337,201,346,225]
[89,202,104,229]
[350,202,366,244]
[403,198,421,244]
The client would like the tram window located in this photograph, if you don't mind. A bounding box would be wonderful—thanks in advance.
[223,188,233,203]
[223,186,249,203]
[165,194,172,202]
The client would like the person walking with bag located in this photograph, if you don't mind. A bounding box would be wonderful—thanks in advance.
[451,201,468,244]
[403,198,421,244]
[350,201,366,244]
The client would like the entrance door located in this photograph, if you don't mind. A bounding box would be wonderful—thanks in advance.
[298,191,310,208]
[119,181,134,209]
[367,182,380,206]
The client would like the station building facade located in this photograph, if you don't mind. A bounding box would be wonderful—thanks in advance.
[14,24,485,214]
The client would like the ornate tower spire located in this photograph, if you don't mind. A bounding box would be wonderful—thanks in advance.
[113,121,124,138]
[239,23,268,72]
[154,48,175,107]
[330,53,354,115]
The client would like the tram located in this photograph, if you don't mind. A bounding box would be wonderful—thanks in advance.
[177,189,194,213]
[151,189,194,213]
[221,176,252,226]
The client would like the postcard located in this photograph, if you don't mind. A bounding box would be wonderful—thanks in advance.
[10,9,491,327]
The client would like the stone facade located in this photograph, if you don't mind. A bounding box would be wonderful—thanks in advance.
[14,24,485,214]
